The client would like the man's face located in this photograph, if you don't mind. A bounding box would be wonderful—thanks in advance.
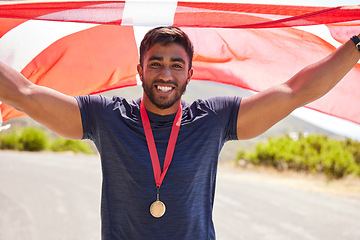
[137,42,193,114]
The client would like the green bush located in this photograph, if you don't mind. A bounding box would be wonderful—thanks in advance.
[237,133,360,179]
[345,138,360,165]
[0,127,49,151]
[0,131,20,150]
[0,126,94,154]
[50,138,94,154]
[18,127,49,151]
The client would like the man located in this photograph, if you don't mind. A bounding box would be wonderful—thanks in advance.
[0,26,359,239]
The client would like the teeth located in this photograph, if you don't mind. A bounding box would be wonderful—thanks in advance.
[157,85,173,92]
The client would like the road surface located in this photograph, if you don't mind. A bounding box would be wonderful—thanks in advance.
[0,151,359,239]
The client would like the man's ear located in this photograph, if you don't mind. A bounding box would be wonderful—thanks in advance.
[187,68,194,85]
[137,64,143,81]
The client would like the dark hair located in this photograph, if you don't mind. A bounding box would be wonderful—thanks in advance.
[139,26,194,69]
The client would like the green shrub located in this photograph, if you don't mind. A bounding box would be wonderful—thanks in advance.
[0,131,20,150]
[0,126,94,154]
[18,127,49,151]
[237,133,360,179]
[0,127,49,151]
[50,138,94,154]
[345,138,360,165]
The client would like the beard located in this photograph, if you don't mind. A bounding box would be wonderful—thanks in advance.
[142,79,187,110]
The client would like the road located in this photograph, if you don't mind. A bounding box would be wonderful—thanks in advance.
[0,151,359,240]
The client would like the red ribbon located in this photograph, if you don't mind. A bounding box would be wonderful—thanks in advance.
[140,100,182,188]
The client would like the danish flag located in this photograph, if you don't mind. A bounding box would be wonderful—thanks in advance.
[0,1,359,137]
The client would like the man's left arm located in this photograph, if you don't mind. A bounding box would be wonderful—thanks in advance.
[236,35,360,140]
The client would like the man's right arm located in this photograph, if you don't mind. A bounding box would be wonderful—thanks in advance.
[0,61,83,140]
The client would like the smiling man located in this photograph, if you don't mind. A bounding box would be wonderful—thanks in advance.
[0,26,359,239]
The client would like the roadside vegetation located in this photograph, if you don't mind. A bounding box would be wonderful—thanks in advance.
[236,133,360,179]
[0,126,94,154]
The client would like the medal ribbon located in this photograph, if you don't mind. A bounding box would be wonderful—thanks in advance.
[140,100,182,188]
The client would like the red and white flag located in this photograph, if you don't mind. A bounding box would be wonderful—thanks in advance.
[0,0,359,137]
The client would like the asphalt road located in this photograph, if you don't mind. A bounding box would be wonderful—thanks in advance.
[0,151,359,240]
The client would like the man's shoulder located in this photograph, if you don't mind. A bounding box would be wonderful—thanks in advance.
[110,96,141,107]
[76,95,142,119]
[185,96,241,110]
[78,95,140,108]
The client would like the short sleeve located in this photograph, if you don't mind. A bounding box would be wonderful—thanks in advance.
[75,95,111,141]
[204,96,242,141]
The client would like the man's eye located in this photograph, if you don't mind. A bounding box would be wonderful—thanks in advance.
[150,62,161,67]
[173,64,183,69]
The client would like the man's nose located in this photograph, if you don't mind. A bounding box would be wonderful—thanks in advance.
[158,66,172,81]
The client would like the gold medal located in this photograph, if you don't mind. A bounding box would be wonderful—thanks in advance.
[150,187,166,218]
[150,200,166,218]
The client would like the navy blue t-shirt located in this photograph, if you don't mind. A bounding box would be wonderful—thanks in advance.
[75,95,241,240]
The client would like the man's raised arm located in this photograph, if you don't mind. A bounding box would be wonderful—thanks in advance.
[237,35,360,140]
[0,61,83,139]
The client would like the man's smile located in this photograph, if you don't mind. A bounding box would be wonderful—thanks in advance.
[155,84,175,93]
